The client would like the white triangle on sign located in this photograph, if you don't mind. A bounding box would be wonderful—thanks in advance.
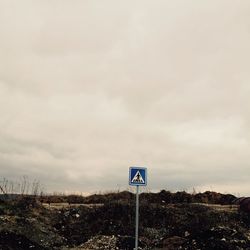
[131,171,145,184]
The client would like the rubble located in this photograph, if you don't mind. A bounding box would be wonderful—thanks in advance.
[79,235,118,249]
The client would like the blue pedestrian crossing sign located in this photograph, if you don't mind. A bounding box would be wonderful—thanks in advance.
[129,167,147,186]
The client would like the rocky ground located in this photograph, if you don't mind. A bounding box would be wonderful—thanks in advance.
[0,192,250,249]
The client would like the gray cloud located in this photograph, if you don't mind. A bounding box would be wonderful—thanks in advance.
[1,0,250,195]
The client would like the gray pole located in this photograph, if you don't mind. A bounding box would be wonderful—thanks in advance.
[135,185,139,250]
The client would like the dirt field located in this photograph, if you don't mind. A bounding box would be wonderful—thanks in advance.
[1,191,250,249]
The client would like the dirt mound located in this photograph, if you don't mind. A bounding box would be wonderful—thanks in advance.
[0,198,65,250]
[38,190,236,205]
[140,190,236,205]
[0,231,47,250]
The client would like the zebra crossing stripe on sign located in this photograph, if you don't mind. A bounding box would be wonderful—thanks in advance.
[131,171,145,184]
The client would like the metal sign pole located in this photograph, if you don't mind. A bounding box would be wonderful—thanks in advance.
[135,185,139,250]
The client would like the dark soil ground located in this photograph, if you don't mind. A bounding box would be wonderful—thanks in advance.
[0,191,250,249]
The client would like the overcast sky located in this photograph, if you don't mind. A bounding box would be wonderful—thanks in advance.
[0,0,250,196]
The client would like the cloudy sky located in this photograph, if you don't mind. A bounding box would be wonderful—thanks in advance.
[0,0,250,195]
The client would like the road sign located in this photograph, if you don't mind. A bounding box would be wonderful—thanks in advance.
[129,166,147,250]
[129,167,147,186]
